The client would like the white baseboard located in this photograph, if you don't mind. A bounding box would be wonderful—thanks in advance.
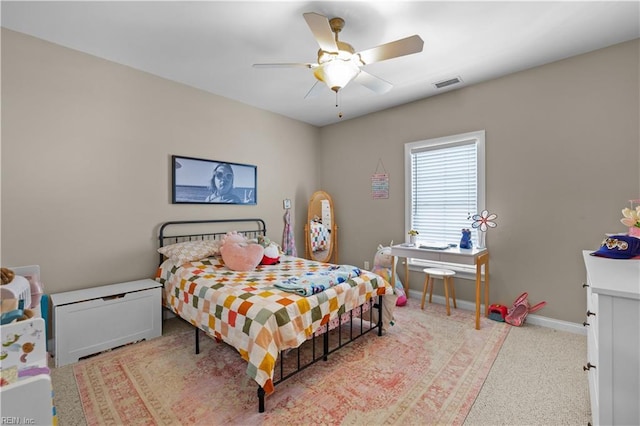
[407,289,586,335]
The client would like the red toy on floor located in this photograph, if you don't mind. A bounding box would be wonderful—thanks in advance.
[488,303,508,322]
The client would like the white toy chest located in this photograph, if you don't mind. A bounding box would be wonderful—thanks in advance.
[51,279,162,367]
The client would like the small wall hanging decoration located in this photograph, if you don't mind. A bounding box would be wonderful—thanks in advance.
[172,155,257,205]
[282,208,297,256]
[371,158,389,199]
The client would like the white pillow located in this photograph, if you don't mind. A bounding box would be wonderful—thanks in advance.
[157,240,221,265]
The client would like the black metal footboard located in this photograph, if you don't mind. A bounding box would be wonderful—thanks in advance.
[193,294,385,412]
[158,219,388,414]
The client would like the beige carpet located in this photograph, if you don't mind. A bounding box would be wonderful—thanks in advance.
[70,299,509,425]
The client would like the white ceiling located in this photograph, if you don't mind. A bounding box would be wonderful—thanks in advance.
[2,1,639,127]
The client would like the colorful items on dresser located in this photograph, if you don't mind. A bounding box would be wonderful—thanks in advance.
[591,234,640,259]
[590,200,640,260]
[621,199,640,237]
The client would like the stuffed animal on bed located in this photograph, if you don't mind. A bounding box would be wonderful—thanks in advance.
[372,244,406,306]
[220,231,264,271]
[257,236,281,265]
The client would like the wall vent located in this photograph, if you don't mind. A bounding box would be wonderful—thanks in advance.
[433,76,462,89]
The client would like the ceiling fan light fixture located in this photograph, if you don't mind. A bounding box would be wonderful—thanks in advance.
[254,13,424,99]
[314,58,361,92]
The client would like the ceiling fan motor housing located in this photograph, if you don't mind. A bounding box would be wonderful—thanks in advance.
[313,20,363,92]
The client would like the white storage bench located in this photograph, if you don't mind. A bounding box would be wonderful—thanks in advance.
[51,278,162,367]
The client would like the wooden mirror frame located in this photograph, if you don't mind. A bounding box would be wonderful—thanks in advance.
[304,190,338,263]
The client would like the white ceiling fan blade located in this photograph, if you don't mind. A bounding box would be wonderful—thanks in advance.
[253,63,314,69]
[357,35,424,65]
[303,12,338,53]
[354,71,393,94]
[304,81,327,99]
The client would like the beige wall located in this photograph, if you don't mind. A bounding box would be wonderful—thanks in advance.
[319,39,640,323]
[2,28,639,324]
[1,29,319,292]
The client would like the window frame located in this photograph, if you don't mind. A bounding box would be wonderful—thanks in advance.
[404,130,486,277]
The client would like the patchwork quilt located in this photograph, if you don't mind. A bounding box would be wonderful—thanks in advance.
[156,255,392,395]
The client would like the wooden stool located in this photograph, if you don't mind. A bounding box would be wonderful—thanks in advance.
[421,268,457,315]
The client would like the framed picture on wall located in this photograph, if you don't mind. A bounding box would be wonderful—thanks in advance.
[172,155,257,204]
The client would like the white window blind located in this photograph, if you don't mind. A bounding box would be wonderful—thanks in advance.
[405,131,485,246]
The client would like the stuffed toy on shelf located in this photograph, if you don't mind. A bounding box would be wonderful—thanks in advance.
[1,267,36,324]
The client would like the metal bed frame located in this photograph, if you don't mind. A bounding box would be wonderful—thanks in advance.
[158,218,384,413]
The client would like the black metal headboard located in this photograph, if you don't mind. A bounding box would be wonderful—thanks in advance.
[158,218,267,265]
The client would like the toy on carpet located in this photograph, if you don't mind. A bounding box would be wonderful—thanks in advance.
[257,236,281,265]
[372,244,406,306]
[219,231,264,272]
[488,303,508,322]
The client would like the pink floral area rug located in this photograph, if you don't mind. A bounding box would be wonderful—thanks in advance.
[73,299,510,425]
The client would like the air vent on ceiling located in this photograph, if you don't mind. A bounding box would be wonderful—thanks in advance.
[433,76,463,89]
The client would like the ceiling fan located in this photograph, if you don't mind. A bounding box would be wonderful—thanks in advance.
[253,12,424,98]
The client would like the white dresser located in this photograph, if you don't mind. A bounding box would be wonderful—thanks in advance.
[583,251,640,426]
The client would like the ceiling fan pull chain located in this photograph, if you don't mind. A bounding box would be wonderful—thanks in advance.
[336,92,343,119]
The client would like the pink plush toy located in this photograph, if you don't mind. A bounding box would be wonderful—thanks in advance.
[220,231,264,271]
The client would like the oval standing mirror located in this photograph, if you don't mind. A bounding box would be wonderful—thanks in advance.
[305,190,338,263]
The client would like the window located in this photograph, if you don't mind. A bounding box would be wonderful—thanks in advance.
[404,130,485,268]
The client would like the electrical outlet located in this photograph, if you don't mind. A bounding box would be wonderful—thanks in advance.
[364,261,370,270]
